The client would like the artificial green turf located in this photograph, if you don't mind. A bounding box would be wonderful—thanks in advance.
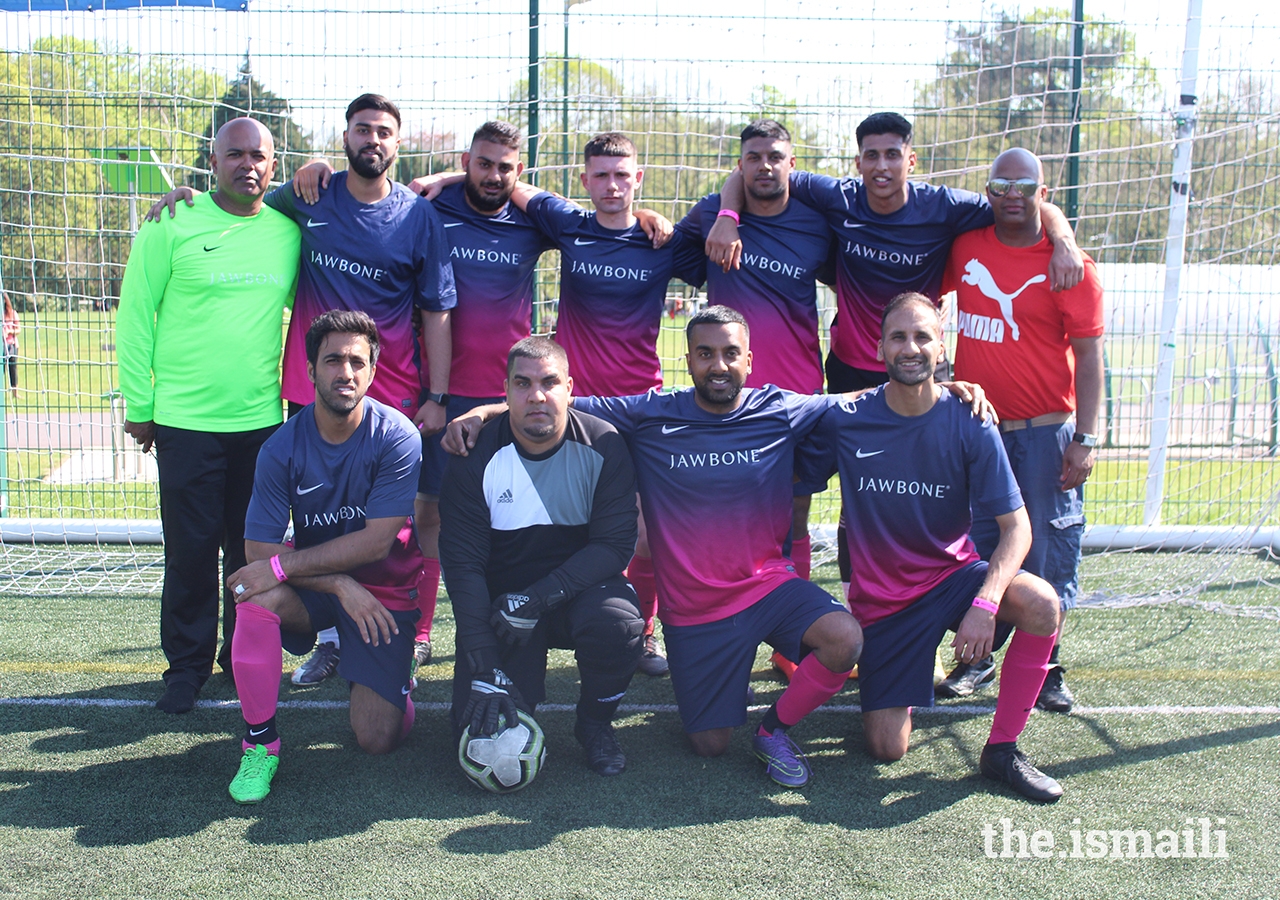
[2,564,1279,899]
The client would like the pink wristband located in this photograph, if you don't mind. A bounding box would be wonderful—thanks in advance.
[270,554,287,583]
[972,596,999,615]
[716,208,740,225]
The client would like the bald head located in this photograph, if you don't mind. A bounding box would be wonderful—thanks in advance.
[214,116,275,155]
[991,147,1043,182]
[209,116,277,215]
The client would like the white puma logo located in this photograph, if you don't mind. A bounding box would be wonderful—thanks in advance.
[960,259,1045,342]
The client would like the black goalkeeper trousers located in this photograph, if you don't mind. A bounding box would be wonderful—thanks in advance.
[155,423,278,689]
[451,574,645,736]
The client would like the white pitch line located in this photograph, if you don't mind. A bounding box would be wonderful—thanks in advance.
[2,697,1278,716]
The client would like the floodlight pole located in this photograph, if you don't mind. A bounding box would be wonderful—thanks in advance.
[1143,0,1203,525]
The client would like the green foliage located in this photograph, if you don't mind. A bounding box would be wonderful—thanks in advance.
[500,55,735,216]
[0,37,225,304]
[913,8,1168,259]
[190,54,313,191]
[912,7,1280,264]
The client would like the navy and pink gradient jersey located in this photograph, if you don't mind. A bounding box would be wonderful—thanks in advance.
[430,182,556,398]
[524,193,689,397]
[244,397,424,611]
[795,388,1023,626]
[673,194,836,394]
[574,386,836,626]
[788,171,992,372]
[265,174,456,418]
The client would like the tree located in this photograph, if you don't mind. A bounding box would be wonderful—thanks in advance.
[191,54,312,191]
[912,8,1168,260]
[0,37,225,307]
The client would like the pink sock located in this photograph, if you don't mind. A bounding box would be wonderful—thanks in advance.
[415,558,441,642]
[401,698,416,741]
[628,554,658,635]
[242,738,281,756]
[989,629,1056,745]
[231,602,283,728]
[775,652,851,727]
[791,535,812,581]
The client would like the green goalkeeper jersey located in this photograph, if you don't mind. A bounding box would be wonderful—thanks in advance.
[116,191,300,432]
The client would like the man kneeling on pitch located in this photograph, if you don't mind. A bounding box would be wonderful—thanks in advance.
[439,337,644,780]
[224,310,425,804]
[798,292,1065,802]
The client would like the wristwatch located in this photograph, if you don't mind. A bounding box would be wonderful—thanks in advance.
[1072,432,1098,448]
[423,391,451,406]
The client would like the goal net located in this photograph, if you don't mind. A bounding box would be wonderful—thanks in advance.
[0,0,1276,610]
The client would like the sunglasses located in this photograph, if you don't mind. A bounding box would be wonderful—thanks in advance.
[986,178,1042,198]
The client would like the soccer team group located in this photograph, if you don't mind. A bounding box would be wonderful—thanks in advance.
[117,91,1105,805]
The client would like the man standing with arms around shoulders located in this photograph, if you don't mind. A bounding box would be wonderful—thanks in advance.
[117,117,300,714]
[797,293,1065,801]
[439,337,644,777]
[935,148,1105,711]
[224,310,425,803]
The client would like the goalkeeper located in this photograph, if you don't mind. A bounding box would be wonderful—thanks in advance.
[439,337,644,778]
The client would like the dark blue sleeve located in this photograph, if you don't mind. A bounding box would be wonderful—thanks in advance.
[788,171,850,213]
[263,184,296,218]
[670,202,711,288]
[414,199,457,311]
[783,391,841,439]
[366,415,423,520]
[945,186,995,235]
[967,413,1024,518]
[244,434,293,543]
[793,408,841,495]
[816,235,839,287]
[525,192,588,242]
[572,394,647,437]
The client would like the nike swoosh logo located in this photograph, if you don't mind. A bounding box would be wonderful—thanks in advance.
[843,221,867,229]
[296,483,325,494]
[306,218,329,228]
[249,727,268,736]
[855,449,884,458]
[203,245,220,252]
[661,424,689,434]
[574,238,597,246]
[444,222,463,228]
[401,685,412,695]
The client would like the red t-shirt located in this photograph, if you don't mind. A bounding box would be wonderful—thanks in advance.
[945,227,1104,421]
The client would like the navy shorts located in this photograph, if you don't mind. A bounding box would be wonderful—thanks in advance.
[284,590,419,712]
[970,419,1083,610]
[857,561,988,713]
[663,578,848,734]
[418,394,505,498]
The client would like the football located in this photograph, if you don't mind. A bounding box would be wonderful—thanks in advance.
[457,710,547,793]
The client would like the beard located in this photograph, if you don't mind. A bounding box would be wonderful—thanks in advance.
[316,381,362,417]
[693,374,743,408]
[885,355,933,387]
[746,178,786,202]
[465,176,513,212]
[345,141,394,179]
